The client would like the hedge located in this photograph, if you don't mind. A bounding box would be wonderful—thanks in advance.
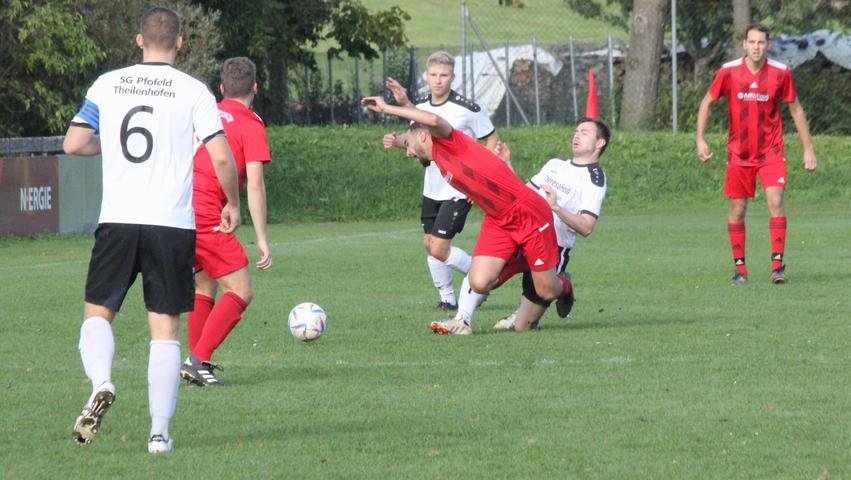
[260,124,850,223]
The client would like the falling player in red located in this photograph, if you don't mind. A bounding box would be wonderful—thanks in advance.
[180,57,273,386]
[696,22,817,285]
[362,95,574,335]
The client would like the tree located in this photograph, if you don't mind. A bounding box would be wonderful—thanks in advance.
[619,0,668,128]
[569,0,848,80]
[731,0,751,57]
[1,0,223,137]
[191,0,409,124]
[0,0,102,136]
[78,0,223,83]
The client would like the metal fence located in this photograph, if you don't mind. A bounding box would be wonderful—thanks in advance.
[283,1,627,127]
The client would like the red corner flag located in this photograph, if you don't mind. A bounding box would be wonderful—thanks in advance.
[585,69,600,119]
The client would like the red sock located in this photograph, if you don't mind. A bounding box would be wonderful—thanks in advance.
[187,294,215,352]
[769,216,787,270]
[558,273,572,297]
[727,222,747,275]
[495,255,530,288]
[193,291,248,362]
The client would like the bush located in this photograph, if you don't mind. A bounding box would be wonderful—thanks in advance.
[260,124,851,222]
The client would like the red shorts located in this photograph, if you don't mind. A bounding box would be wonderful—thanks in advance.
[195,224,249,279]
[472,192,559,272]
[724,156,787,198]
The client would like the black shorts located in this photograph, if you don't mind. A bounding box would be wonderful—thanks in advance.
[522,246,571,307]
[420,196,472,239]
[85,223,195,315]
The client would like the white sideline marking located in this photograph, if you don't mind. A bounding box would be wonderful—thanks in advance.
[268,227,424,247]
[0,227,429,271]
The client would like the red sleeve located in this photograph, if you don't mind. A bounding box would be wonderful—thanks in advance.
[242,120,272,163]
[707,68,728,100]
[780,69,797,103]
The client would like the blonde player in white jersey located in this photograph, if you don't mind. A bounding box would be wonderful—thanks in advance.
[384,51,500,314]
[433,117,609,335]
[63,6,241,453]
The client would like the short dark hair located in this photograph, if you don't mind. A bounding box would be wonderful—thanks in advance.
[140,6,181,50]
[406,122,429,134]
[745,23,770,42]
[577,116,611,157]
[221,57,256,98]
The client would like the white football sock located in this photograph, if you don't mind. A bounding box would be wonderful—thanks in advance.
[427,255,456,304]
[148,340,181,440]
[455,275,485,326]
[79,316,114,389]
[444,246,472,274]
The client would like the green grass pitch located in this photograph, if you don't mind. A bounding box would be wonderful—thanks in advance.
[1,202,850,478]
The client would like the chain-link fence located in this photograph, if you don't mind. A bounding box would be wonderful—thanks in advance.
[279,0,626,127]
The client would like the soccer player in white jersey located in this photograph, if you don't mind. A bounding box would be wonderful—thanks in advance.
[384,51,500,313]
[435,118,609,334]
[63,6,241,454]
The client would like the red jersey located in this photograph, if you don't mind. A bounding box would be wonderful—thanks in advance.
[431,129,528,218]
[193,98,271,228]
[708,57,796,165]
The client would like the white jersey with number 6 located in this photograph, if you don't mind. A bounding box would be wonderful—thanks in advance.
[71,63,223,229]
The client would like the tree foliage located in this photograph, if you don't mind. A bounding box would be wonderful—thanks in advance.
[192,0,409,124]
[0,0,103,136]
[568,0,849,74]
[78,0,223,83]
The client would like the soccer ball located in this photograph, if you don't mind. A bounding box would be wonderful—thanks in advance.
[288,302,327,341]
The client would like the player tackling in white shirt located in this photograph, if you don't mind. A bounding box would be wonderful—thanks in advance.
[434,117,609,334]
[63,6,240,453]
[384,51,500,313]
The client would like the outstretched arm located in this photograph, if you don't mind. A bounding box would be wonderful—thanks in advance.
[695,92,716,161]
[385,77,414,108]
[787,98,817,171]
[362,96,452,138]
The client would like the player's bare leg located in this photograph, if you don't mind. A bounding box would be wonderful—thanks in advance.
[147,312,180,453]
[512,297,548,331]
[530,268,574,318]
[765,186,788,283]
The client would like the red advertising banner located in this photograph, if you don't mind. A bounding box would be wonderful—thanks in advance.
[0,156,60,236]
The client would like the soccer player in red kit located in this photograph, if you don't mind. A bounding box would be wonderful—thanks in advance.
[361,95,574,335]
[696,23,817,285]
[180,57,273,386]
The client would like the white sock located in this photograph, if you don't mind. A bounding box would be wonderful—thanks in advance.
[427,255,456,304]
[148,340,181,440]
[455,275,485,327]
[79,316,114,389]
[444,246,472,274]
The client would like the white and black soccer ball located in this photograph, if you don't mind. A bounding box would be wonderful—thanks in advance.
[288,302,327,341]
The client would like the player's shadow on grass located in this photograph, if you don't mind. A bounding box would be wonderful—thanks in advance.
[473,312,698,335]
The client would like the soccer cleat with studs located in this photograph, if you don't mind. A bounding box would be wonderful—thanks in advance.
[770,265,787,284]
[147,434,174,453]
[73,381,116,445]
[730,272,748,285]
[180,355,224,387]
[430,318,472,336]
